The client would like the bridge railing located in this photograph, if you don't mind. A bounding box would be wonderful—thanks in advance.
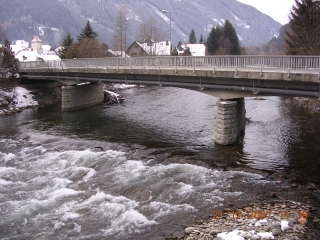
[19,56,320,73]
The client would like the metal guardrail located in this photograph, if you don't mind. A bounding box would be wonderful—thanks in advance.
[19,55,320,77]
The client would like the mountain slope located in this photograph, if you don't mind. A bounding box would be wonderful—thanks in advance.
[0,0,282,48]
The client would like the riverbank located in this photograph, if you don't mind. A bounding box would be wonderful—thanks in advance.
[177,199,318,240]
[293,97,320,114]
[0,80,137,115]
[0,79,61,115]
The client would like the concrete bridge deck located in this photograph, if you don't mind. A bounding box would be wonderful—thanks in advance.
[19,55,320,99]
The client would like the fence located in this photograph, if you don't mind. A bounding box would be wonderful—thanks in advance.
[19,56,320,75]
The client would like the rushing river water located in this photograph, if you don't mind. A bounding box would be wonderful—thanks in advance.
[0,86,320,239]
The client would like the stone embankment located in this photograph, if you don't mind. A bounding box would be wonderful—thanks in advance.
[177,199,318,240]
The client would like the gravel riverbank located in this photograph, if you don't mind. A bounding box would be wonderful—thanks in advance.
[177,199,318,240]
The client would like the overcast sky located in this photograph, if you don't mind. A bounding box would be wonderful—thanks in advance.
[237,0,296,25]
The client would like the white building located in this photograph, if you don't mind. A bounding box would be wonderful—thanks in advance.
[14,36,61,63]
[178,43,206,56]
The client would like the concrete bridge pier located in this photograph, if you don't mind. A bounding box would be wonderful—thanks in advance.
[214,98,246,145]
[61,83,104,111]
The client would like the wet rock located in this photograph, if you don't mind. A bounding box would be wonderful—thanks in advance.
[195,220,204,225]
[307,185,317,191]
[266,192,277,198]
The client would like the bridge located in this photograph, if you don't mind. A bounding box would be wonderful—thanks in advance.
[19,55,320,145]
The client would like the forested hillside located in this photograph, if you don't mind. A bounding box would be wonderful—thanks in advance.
[0,0,282,48]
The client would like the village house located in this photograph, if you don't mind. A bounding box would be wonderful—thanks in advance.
[126,37,171,57]
[178,43,206,56]
[13,36,61,63]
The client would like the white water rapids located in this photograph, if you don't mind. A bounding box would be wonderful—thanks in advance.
[0,135,267,239]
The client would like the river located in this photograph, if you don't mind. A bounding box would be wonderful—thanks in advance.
[0,86,320,239]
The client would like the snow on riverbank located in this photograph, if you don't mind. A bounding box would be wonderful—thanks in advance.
[0,83,140,115]
[105,83,140,91]
[103,84,142,104]
[0,86,38,115]
[11,87,38,108]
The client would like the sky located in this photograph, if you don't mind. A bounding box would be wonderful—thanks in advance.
[237,0,296,25]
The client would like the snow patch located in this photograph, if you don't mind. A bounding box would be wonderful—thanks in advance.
[217,229,247,240]
[11,87,39,108]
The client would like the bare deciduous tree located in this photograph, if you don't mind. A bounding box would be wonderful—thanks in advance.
[0,26,6,44]
[66,38,108,58]
[113,5,130,56]
[136,17,169,56]
[136,17,166,43]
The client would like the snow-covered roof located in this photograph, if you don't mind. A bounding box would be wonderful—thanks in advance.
[15,49,38,62]
[31,36,42,43]
[108,50,130,58]
[138,40,171,56]
[178,44,206,56]
[15,48,61,62]
[14,40,29,47]
[42,45,51,51]
[38,55,61,61]
[10,40,29,55]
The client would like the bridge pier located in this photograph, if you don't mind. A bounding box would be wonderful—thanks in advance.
[61,83,104,111]
[214,98,246,145]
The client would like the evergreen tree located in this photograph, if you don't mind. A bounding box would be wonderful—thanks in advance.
[59,33,74,59]
[199,34,204,44]
[188,29,197,44]
[0,38,19,79]
[206,26,222,55]
[285,0,320,55]
[171,47,178,56]
[77,21,99,42]
[223,20,241,55]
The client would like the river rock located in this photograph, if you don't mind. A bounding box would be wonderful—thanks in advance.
[266,223,280,231]
[185,227,195,234]
[209,229,220,235]
[240,231,251,238]
[272,228,282,236]
[195,220,203,224]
